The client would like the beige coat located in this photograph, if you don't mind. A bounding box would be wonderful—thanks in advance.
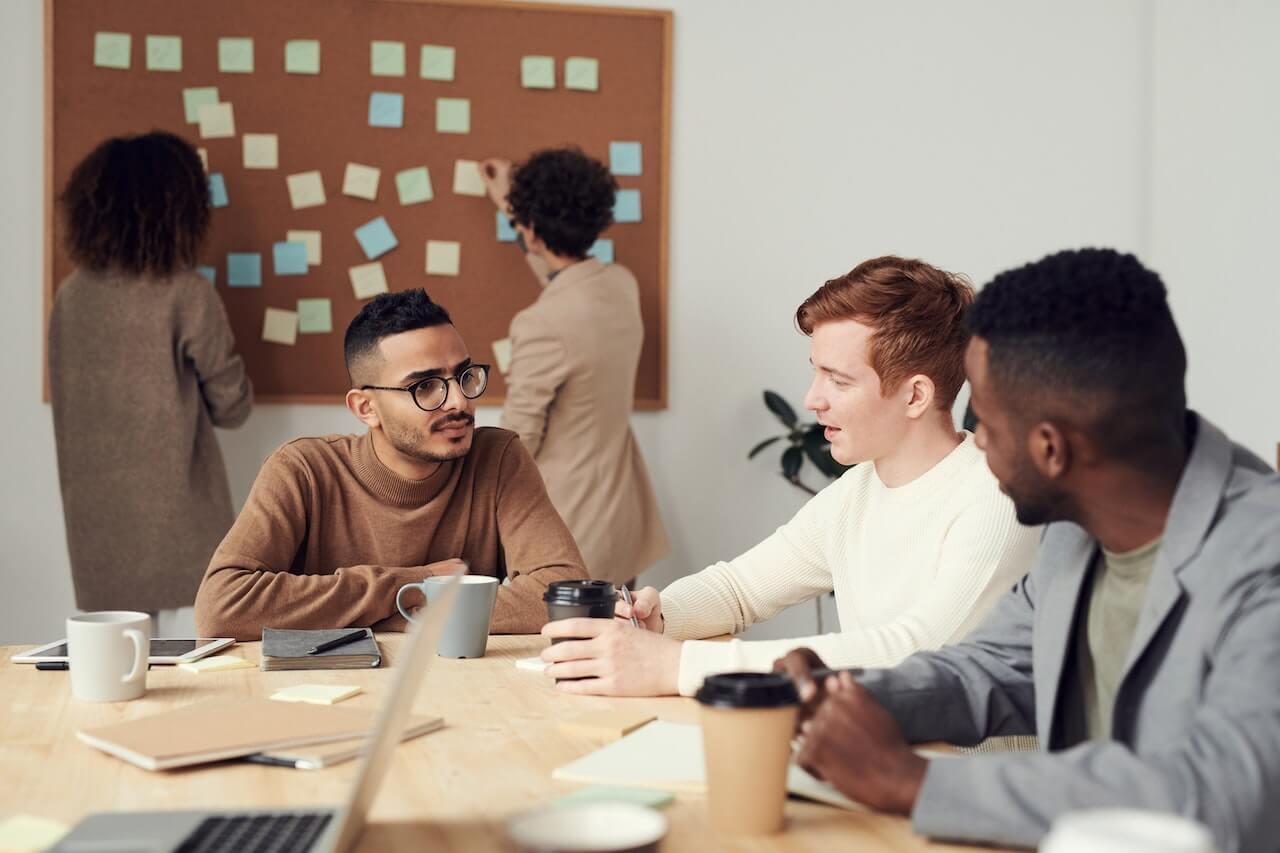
[500,257,668,585]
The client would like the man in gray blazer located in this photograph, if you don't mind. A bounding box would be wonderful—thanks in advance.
[778,248,1280,853]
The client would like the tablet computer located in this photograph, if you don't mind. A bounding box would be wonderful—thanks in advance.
[10,637,235,665]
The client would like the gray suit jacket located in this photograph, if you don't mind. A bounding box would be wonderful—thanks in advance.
[860,414,1280,852]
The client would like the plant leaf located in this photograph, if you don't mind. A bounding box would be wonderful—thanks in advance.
[781,445,803,479]
[763,390,798,428]
[747,435,783,459]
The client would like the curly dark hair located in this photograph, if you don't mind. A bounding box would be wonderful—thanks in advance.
[344,288,453,384]
[59,131,210,278]
[967,248,1187,457]
[507,147,616,258]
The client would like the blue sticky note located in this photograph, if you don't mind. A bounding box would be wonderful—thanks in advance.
[368,92,404,128]
[609,142,642,176]
[496,210,518,242]
[589,238,614,264]
[197,265,216,284]
[273,241,308,276]
[355,216,398,260]
[208,173,228,208]
[614,189,641,224]
[227,253,261,287]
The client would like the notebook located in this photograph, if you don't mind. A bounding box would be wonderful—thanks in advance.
[246,716,444,769]
[260,627,381,671]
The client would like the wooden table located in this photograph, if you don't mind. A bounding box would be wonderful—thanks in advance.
[1,635,1006,851]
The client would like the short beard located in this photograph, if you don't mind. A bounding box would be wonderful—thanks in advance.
[385,415,473,464]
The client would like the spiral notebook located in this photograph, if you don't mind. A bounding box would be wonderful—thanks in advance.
[260,627,381,671]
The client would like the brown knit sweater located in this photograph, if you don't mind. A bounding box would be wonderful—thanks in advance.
[193,427,588,640]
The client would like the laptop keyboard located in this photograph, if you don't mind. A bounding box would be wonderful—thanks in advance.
[176,814,332,853]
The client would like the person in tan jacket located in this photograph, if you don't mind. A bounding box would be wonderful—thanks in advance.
[481,148,668,586]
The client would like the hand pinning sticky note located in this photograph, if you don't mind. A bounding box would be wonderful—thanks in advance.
[178,655,255,674]
[371,40,406,76]
[521,55,556,89]
[420,44,455,81]
[355,216,398,260]
[263,308,299,346]
[287,230,322,265]
[565,57,599,92]
[197,102,235,139]
[452,160,486,197]
[94,32,131,70]
[343,163,381,200]
[243,133,279,169]
[426,241,461,276]
[436,98,470,134]
[349,262,389,300]
[271,684,362,705]
[396,167,433,205]
[287,171,326,209]
[146,35,182,72]
[218,37,254,74]
[296,298,333,334]
[285,39,320,74]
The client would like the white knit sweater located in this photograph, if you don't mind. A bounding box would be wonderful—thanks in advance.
[661,433,1040,696]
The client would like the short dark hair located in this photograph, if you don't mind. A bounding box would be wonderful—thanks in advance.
[508,147,616,258]
[344,289,452,383]
[967,248,1187,457]
[60,131,210,277]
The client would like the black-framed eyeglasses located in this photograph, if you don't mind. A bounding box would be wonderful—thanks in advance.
[362,364,490,412]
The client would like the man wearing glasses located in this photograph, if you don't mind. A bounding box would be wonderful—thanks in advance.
[194,289,589,641]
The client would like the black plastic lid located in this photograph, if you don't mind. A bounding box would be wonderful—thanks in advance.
[694,672,800,709]
[543,579,617,604]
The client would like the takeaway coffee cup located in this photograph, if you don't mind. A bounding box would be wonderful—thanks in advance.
[695,672,800,834]
[397,574,497,659]
[66,611,151,702]
[543,580,617,644]
[1040,809,1217,853]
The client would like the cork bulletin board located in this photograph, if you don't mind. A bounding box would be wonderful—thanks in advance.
[44,0,671,406]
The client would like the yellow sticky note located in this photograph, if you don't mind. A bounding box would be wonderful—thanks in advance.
[343,163,380,200]
[521,55,555,89]
[426,241,461,276]
[286,230,322,265]
[178,655,255,674]
[271,684,362,705]
[565,56,599,91]
[218,37,254,73]
[242,133,278,169]
[197,102,235,139]
[349,262,389,300]
[0,814,69,851]
[262,308,299,346]
[286,171,326,209]
[452,159,486,197]
[559,710,656,740]
[492,338,513,374]
[145,35,182,72]
[94,32,131,69]
[419,44,455,81]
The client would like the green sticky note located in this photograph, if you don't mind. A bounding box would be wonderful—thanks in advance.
[521,55,555,89]
[564,57,598,91]
[182,87,219,124]
[146,35,182,71]
[395,167,433,205]
[218,37,254,73]
[554,787,674,809]
[420,45,455,81]
[285,39,320,75]
[436,98,470,134]
[371,40,406,76]
[297,299,333,334]
[94,32,131,69]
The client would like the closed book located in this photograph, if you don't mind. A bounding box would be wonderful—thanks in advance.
[260,627,381,671]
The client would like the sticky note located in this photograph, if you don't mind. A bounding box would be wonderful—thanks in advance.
[565,57,599,91]
[426,240,461,276]
[285,39,320,74]
[271,683,361,705]
[609,141,642,176]
[493,338,514,375]
[355,216,398,260]
[396,166,433,205]
[296,299,333,334]
[436,98,470,134]
[145,35,182,72]
[94,32,131,69]
[614,189,641,223]
[343,163,380,200]
[559,711,656,740]
[0,815,70,851]
[178,654,255,673]
[496,210,517,242]
[286,171,326,209]
[452,159,486,196]
[273,241,309,275]
[371,40,406,76]
[208,173,228,208]
[197,266,216,284]
[420,44,455,80]
[589,238,614,264]
[368,92,404,128]
[349,262,388,300]
[555,787,674,810]
[197,102,235,139]
[521,55,555,89]
[197,148,208,172]
[286,230,322,265]
[227,253,262,287]
[242,133,278,169]
[218,37,254,73]
[182,87,219,124]
[262,308,299,346]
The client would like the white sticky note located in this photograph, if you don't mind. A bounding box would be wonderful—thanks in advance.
[426,240,461,276]
[515,656,549,672]
[371,40,406,76]
[182,86,219,124]
[242,133,278,169]
[564,57,599,91]
[492,338,513,374]
[145,35,183,72]
[271,684,363,705]
[452,159,486,197]
[262,308,299,346]
[286,230,322,265]
[349,262,389,300]
[286,171,326,209]
[197,102,235,139]
[420,44,455,81]
[0,815,70,851]
[343,163,380,200]
[197,148,209,173]
[178,655,255,674]
[94,32,132,70]
[218,37,254,73]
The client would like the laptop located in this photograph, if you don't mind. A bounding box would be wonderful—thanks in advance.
[52,565,464,853]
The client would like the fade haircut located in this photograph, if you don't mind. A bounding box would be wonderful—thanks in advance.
[508,147,616,258]
[795,256,975,409]
[344,289,453,385]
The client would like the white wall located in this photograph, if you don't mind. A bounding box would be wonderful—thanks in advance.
[2,0,1275,645]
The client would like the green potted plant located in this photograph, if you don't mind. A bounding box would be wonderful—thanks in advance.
[749,391,851,496]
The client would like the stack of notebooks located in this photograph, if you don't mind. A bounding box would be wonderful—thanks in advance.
[260,627,381,671]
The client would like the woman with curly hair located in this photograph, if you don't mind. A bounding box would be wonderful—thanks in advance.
[49,131,252,631]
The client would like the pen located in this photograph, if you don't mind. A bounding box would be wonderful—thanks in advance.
[306,629,369,656]
[36,661,69,671]
[619,586,640,629]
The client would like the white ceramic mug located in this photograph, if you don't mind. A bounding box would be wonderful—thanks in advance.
[66,611,151,702]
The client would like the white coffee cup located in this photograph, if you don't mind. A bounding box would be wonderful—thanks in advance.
[1040,808,1217,853]
[66,611,151,702]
